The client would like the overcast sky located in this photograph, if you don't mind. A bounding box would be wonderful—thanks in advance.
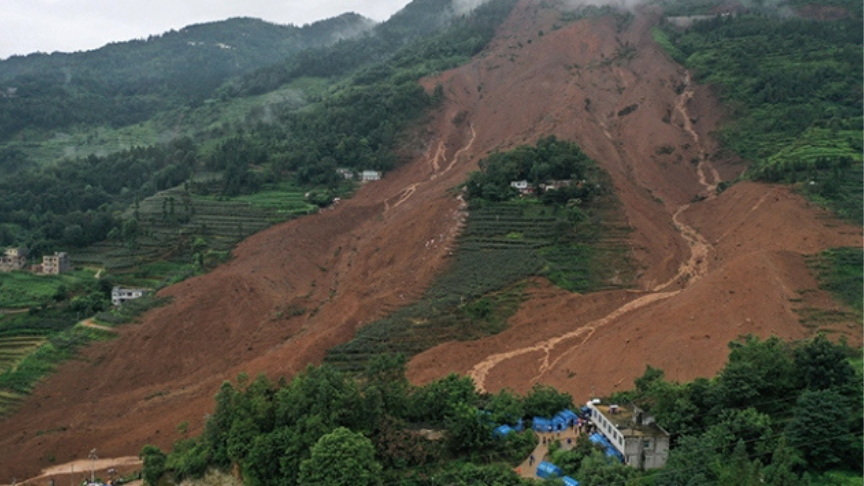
[1,0,413,60]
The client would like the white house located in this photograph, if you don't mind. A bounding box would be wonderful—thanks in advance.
[336,168,355,180]
[584,401,670,470]
[510,180,530,194]
[361,170,382,182]
[111,286,149,306]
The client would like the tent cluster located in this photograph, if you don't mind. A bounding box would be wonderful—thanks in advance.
[531,409,583,485]
[536,460,579,485]
[493,418,525,438]
[531,408,580,433]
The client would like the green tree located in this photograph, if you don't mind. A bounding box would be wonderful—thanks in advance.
[363,353,410,420]
[298,427,382,486]
[793,334,855,392]
[486,388,525,426]
[717,440,762,486]
[787,389,854,471]
[702,407,774,459]
[446,402,495,455]
[714,335,796,415]
[576,450,638,486]
[429,462,525,485]
[550,433,604,476]
[762,435,806,486]
[408,373,478,422]
[139,444,167,486]
[522,383,573,418]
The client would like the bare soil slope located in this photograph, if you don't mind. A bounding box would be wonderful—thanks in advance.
[407,2,861,395]
[1,1,860,482]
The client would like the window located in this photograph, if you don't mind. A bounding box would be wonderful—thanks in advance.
[643,440,652,449]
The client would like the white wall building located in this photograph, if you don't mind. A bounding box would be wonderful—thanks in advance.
[360,170,382,182]
[585,401,670,470]
[111,286,148,306]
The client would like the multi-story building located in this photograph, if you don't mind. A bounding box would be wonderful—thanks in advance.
[584,401,670,469]
[41,252,71,275]
[0,248,28,272]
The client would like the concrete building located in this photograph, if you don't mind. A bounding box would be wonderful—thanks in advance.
[40,252,71,275]
[584,401,670,469]
[360,170,382,182]
[336,168,355,180]
[510,180,531,194]
[111,286,148,306]
[0,247,28,272]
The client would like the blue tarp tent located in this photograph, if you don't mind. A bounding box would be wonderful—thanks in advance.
[589,432,623,462]
[557,409,579,424]
[536,461,563,479]
[532,417,554,432]
[493,424,515,438]
[552,409,578,431]
[513,417,524,432]
[563,476,580,486]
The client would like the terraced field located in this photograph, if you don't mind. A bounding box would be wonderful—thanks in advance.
[0,336,45,417]
[325,198,633,372]
[74,180,320,273]
[0,390,23,417]
[0,336,45,374]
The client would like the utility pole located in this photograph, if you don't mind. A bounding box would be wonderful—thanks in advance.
[89,449,98,484]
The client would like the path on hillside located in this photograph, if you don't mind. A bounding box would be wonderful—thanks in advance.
[77,318,116,333]
[6,456,141,486]
[469,73,718,393]
[515,428,580,479]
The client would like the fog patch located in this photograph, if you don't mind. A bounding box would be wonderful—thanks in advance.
[453,0,491,16]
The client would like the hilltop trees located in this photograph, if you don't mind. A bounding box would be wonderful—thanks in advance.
[298,427,382,486]
[145,360,544,485]
[623,334,862,483]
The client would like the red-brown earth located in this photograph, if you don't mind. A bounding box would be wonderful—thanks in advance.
[2,1,860,483]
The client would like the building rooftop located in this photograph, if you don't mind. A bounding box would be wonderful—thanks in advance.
[593,403,668,438]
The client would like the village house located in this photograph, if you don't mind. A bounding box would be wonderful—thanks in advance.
[35,252,72,275]
[360,170,382,182]
[0,247,28,272]
[540,180,572,192]
[336,168,355,180]
[584,400,670,470]
[509,180,531,195]
[111,286,149,306]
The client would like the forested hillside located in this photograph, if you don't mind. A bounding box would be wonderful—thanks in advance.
[0,0,518,259]
[0,14,374,142]
[654,0,863,222]
[144,335,861,485]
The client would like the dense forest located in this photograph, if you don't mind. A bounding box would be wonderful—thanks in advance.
[0,14,375,140]
[143,334,860,485]
[655,0,863,221]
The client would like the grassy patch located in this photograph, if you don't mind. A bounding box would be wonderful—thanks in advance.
[0,269,97,308]
[94,295,172,326]
[809,470,864,486]
[806,247,863,320]
[651,26,686,64]
[0,326,113,416]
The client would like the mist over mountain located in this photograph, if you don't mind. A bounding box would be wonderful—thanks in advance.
[0,13,375,140]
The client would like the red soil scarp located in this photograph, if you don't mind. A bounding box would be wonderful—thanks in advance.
[1,1,860,482]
